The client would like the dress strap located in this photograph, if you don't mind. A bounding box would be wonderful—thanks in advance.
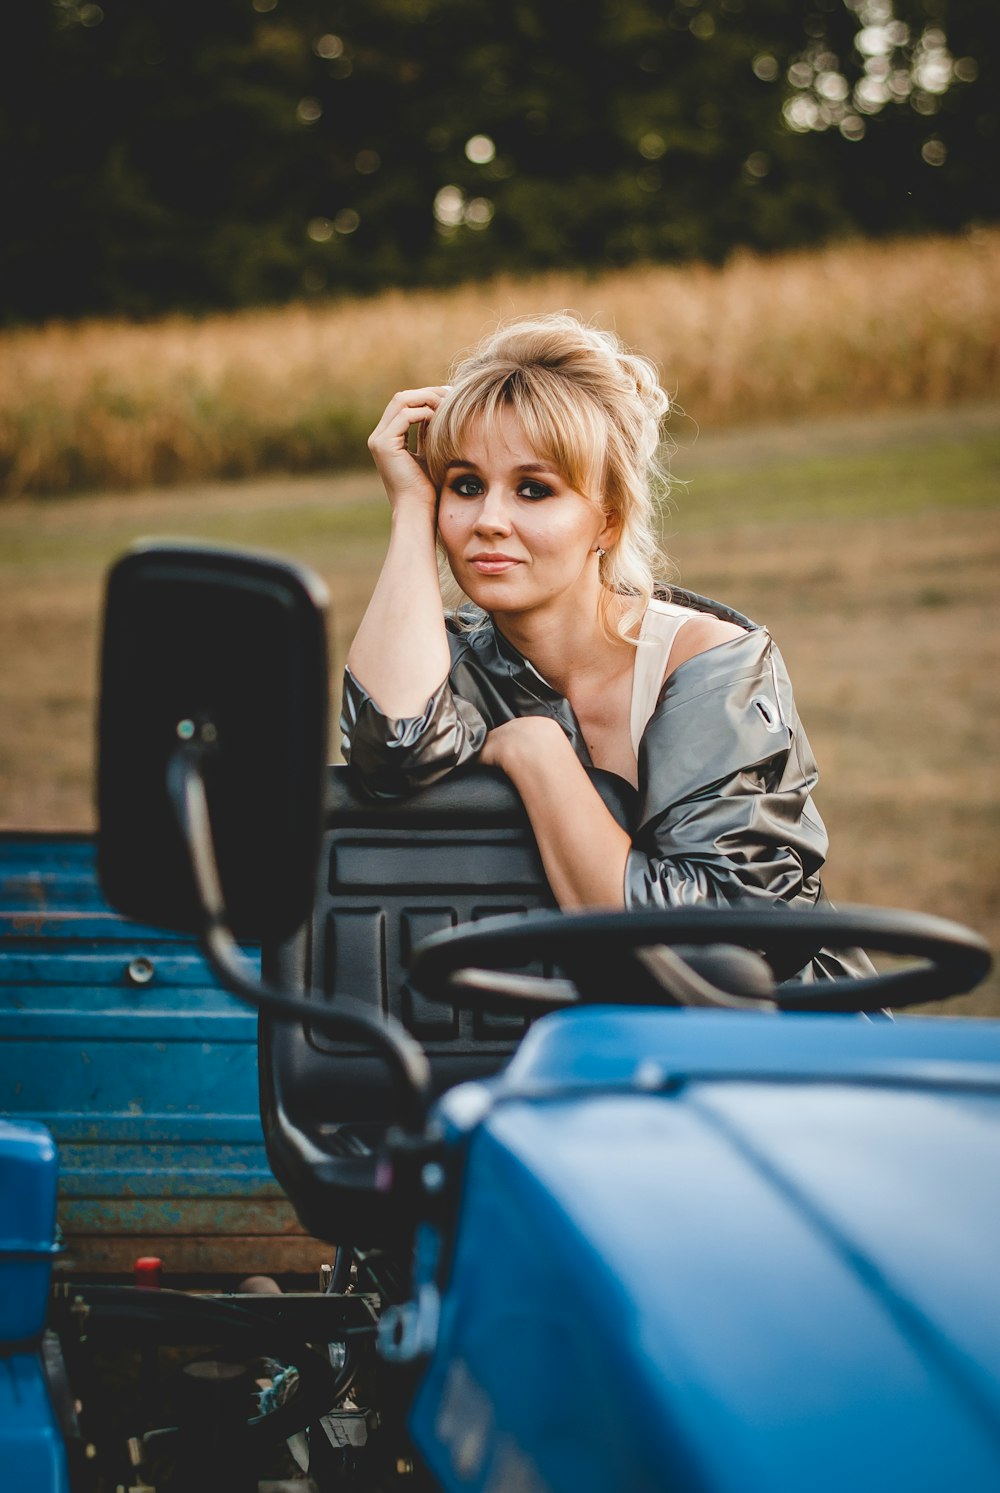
[630,600,695,755]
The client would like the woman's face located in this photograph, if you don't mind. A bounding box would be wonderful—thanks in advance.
[436,406,615,617]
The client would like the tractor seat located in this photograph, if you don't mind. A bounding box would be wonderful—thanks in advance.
[258,764,637,1245]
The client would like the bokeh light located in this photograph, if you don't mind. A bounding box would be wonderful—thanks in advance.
[816,71,849,102]
[464,198,494,229]
[638,132,666,160]
[434,185,465,226]
[781,0,967,139]
[314,34,344,59]
[465,135,496,165]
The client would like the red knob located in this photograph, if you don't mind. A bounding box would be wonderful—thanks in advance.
[134,1256,162,1289]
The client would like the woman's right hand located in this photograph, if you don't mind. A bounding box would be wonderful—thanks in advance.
[367,386,450,515]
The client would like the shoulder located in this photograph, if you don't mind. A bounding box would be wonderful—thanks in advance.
[664,612,747,683]
[653,585,757,631]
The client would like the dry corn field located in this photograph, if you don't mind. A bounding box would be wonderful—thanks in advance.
[1,229,999,497]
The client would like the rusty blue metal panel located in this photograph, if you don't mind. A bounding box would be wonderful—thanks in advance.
[0,834,307,1270]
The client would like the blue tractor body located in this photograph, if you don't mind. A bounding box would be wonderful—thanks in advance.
[412,1009,1000,1492]
[0,1118,68,1493]
[5,1002,1000,1490]
[0,833,314,1282]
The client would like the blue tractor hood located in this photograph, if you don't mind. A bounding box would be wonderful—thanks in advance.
[412,1009,1000,1493]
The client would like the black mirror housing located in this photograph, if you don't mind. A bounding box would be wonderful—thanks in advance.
[97,541,330,943]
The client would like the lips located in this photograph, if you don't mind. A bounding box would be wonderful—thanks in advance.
[467,553,522,574]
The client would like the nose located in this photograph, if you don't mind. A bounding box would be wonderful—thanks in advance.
[473,485,514,536]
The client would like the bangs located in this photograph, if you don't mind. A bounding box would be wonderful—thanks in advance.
[425,367,607,503]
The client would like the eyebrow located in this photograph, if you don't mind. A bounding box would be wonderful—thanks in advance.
[445,459,560,475]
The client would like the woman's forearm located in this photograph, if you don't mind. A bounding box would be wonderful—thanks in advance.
[346,508,451,718]
[348,384,454,717]
[485,718,631,910]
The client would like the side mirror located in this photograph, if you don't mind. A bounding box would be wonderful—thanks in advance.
[97,541,330,943]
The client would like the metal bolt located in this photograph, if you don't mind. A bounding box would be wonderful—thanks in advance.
[634,1059,665,1091]
[126,957,154,987]
[422,1162,446,1195]
[319,1262,333,1291]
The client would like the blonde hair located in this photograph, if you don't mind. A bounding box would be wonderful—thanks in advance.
[423,312,673,643]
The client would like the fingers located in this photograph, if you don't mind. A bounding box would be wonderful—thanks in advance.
[366,385,453,510]
[368,386,451,452]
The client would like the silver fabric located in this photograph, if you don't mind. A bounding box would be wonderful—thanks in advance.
[341,589,872,982]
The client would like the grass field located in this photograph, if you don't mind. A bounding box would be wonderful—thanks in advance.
[1,399,997,1015]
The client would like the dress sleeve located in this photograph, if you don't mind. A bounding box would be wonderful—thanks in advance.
[340,665,489,799]
[623,632,829,911]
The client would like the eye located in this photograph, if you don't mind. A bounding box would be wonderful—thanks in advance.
[518,480,552,501]
[450,475,483,497]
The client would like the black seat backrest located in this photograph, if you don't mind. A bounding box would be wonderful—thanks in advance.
[258,763,635,1242]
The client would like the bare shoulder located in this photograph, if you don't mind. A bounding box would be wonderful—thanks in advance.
[663,614,747,682]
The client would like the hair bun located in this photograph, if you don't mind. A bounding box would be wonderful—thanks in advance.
[620,349,671,419]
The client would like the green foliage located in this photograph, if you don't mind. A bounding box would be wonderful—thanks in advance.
[0,0,996,322]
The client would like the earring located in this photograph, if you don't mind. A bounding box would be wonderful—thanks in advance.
[594,546,606,557]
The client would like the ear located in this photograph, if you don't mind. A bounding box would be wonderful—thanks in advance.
[597,510,621,551]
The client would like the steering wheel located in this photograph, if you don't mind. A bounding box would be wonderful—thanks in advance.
[406,904,993,1015]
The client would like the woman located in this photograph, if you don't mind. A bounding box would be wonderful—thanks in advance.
[341,313,861,979]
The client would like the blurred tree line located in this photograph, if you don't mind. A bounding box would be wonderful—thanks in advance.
[1,0,996,323]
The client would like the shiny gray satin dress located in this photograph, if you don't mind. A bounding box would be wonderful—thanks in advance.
[341,589,870,982]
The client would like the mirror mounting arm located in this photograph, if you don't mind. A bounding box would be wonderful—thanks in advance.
[167,740,228,930]
[166,742,432,1135]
